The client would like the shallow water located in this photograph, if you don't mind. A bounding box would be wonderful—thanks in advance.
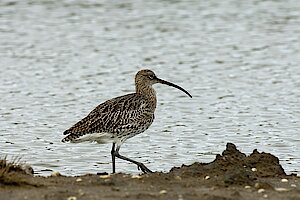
[1,0,299,175]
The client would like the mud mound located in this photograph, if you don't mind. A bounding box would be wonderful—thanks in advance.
[0,158,34,186]
[0,159,33,175]
[169,143,286,186]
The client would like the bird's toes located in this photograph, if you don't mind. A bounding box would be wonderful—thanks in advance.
[137,163,153,174]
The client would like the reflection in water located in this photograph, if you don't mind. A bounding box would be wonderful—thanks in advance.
[0,0,299,175]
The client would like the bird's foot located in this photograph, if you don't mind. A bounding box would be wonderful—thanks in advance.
[137,163,153,174]
[97,172,109,175]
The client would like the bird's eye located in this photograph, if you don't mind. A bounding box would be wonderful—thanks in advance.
[149,75,155,79]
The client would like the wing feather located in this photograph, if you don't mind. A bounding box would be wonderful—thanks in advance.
[62,93,152,142]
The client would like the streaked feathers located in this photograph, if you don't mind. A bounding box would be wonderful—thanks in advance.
[62,93,154,143]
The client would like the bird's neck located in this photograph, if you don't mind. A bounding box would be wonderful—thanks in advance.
[136,84,157,110]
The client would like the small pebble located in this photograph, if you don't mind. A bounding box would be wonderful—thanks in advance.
[99,174,111,179]
[205,176,210,180]
[254,183,260,188]
[275,187,288,192]
[291,184,297,187]
[245,185,251,189]
[159,190,167,195]
[263,194,268,198]
[257,189,265,193]
[67,197,77,200]
[78,189,85,196]
[175,176,182,181]
[281,178,288,183]
[251,168,257,172]
[178,194,183,200]
[51,171,61,177]
[131,175,142,179]
[76,178,82,182]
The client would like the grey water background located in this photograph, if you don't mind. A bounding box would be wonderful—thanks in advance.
[1,0,299,175]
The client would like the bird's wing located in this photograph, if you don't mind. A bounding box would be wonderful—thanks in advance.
[63,93,151,137]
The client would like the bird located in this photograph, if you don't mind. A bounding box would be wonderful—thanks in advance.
[62,69,192,174]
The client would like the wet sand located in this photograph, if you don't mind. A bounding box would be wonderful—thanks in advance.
[1,143,299,200]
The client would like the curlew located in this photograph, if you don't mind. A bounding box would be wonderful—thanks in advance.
[62,69,192,173]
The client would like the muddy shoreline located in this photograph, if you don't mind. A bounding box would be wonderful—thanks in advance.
[1,143,299,200]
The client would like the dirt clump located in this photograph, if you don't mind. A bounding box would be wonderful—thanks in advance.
[0,157,34,186]
[169,143,286,186]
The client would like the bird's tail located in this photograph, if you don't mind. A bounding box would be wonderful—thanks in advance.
[62,134,73,143]
[62,129,75,142]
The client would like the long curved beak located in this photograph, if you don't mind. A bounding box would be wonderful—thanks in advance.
[156,78,192,98]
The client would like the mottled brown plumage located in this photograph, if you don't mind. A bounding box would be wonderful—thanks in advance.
[62,69,192,173]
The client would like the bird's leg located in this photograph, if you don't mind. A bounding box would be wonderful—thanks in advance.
[111,143,116,173]
[114,146,153,174]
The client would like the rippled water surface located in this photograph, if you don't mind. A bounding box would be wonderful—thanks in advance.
[1,0,300,175]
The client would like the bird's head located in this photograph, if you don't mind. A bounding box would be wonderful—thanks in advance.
[135,69,192,98]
